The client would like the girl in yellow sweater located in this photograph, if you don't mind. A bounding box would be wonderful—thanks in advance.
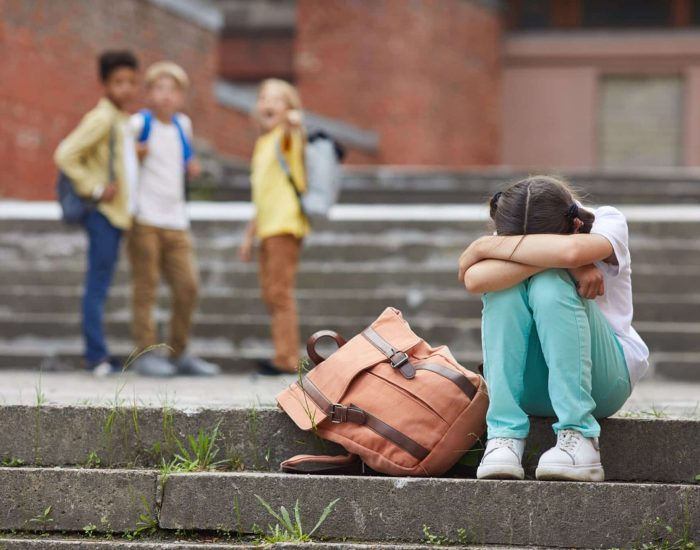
[240,79,309,375]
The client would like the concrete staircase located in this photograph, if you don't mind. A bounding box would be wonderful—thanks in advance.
[0,404,698,548]
[1,189,700,380]
[1,171,700,547]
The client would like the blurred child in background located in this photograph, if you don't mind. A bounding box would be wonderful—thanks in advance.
[239,79,309,375]
[127,61,219,377]
[54,50,139,376]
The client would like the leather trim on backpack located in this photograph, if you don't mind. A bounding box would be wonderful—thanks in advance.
[299,377,430,460]
[415,364,477,400]
[362,327,416,379]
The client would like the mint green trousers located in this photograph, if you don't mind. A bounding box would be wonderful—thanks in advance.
[481,269,631,438]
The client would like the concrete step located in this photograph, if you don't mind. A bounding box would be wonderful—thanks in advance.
[2,286,700,323]
[0,466,697,547]
[1,406,696,484]
[6,227,700,266]
[0,537,466,550]
[0,263,695,295]
[219,167,700,205]
[0,313,697,354]
[1,336,697,383]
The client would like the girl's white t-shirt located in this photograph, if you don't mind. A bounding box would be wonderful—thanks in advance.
[128,113,192,230]
[590,206,649,386]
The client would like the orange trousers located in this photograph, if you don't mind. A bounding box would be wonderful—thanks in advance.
[259,234,302,371]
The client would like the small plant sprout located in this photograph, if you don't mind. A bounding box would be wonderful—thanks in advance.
[84,451,102,469]
[131,496,159,538]
[82,522,97,538]
[26,505,54,533]
[254,495,340,543]
[422,524,449,546]
[172,420,226,472]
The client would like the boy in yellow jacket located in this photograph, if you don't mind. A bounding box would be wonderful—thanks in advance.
[54,51,139,375]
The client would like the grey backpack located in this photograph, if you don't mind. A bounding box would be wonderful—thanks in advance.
[276,131,345,223]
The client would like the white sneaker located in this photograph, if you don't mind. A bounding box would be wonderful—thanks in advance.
[476,437,526,480]
[535,429,605,482]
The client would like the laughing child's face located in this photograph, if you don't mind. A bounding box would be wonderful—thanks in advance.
[256,83,289,132]
[104,66,139,111]
[149,75,184,119]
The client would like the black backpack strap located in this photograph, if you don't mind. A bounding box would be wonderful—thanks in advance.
[275,139,302,199]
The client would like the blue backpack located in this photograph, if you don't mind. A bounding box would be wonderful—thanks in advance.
[138,110,194,199]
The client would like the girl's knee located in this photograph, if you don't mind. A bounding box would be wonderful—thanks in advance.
[528,269,579,309]
[483,281,526,307]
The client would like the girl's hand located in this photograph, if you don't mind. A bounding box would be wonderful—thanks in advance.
[569,264,604,299]
[239,236,254,262]
[286,109,304,128]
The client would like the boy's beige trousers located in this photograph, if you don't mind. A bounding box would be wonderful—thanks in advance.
[128,223,198,358]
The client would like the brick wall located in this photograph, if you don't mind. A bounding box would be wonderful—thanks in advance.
[0,0,254,200]
[295,0,502,166]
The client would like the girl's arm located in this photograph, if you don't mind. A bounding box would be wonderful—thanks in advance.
[463,260,545,294]
[459,233,614,279]
[239,218,257,262]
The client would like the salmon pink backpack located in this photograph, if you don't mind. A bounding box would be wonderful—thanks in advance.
[276,308,489,476]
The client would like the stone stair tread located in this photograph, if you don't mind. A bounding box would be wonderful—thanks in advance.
[0,535,506,550]
[0,466,697,547]
[0,406,697,483]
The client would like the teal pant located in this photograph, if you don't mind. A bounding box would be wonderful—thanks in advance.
[481,269,631,438]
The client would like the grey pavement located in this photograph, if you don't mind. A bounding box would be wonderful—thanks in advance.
[0,369,697,418]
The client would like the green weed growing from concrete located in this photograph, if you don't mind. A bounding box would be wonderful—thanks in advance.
[25,505,53,533]
[254,494,339,543]
[0,457,24,467]
[82,522,97,538]
[172,420,226,472]
[631,495,697,550]
[124,496,159,540]
[422,524,449,546]
[422,523,480,546]
[84,450,102,469]
[32,370,45,465]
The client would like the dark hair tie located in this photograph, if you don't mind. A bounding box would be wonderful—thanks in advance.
[566,203,579,220]
[490,191,503,210]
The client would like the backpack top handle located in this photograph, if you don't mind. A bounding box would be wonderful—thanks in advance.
[306,330,347,366]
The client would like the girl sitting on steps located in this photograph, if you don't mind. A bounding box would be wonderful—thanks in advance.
[458,175,649,482]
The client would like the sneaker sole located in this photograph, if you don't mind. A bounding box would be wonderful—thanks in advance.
[535,464,605,482]
[476,464,525,480]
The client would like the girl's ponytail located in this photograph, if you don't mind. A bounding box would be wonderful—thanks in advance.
[489,191,502,219]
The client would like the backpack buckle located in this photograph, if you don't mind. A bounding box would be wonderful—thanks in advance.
[330,404,347,423]
[390,351,409,369]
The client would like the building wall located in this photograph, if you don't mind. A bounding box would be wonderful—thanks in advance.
[0,0,254,200]
[294,0,502,167]
[501,32,700,170]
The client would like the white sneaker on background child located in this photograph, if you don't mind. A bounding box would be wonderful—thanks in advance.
[536,429,605,482]
[476,437,526,480]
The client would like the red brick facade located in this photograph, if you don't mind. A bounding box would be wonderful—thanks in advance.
[0,0,254,200]
[295,0,501,166]
[1,0,502,199]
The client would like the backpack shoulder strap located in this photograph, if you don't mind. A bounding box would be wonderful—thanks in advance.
[275,139,302,198]
[138,109,153,144]
[172,113,193,164]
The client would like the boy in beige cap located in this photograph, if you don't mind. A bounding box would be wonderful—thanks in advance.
[127,61,219,376]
